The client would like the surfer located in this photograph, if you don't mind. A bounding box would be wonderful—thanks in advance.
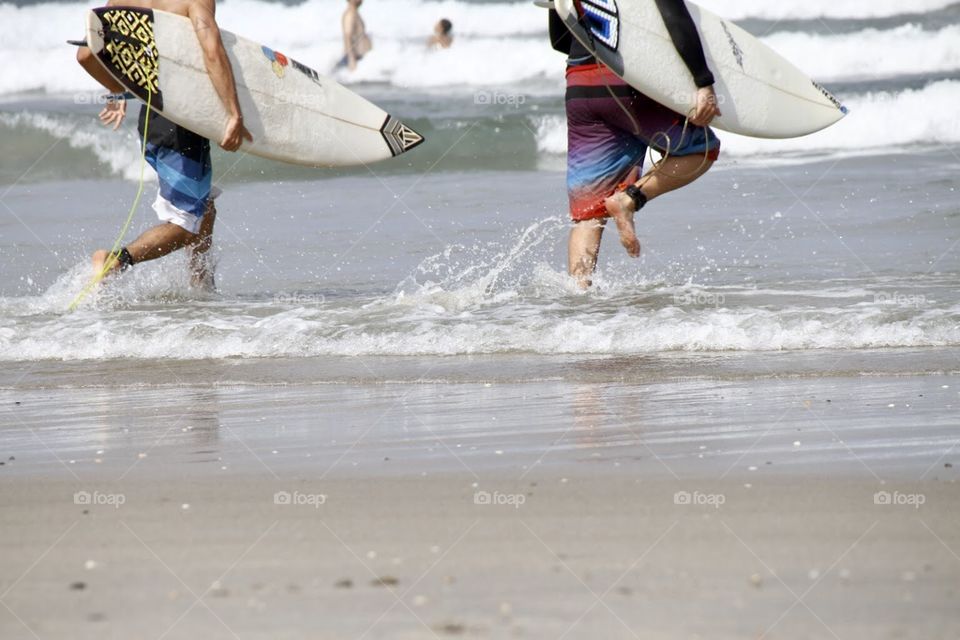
[550,0,721,287]
[427,19,454,49]
[75,0,252,288]
[336,0,372,71]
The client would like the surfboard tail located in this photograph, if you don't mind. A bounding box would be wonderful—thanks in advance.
[379,116,425,157]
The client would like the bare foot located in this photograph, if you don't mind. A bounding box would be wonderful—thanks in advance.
[91,249,123,278]
[604,192,641,258]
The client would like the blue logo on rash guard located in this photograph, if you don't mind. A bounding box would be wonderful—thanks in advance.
[580,0,620,50]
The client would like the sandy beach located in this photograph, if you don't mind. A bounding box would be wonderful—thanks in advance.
[3,362,959,638]
[3,463,958,639]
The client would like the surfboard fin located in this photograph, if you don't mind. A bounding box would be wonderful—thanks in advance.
[67,39,89,47]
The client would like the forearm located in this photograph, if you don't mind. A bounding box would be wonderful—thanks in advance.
[654,0,714,87]
[191,11,242,118]
[77,47,126,94]
[203,45,242,118]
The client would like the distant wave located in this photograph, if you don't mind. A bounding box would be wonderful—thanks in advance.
[535,81,960,161]
[696,0,959,20]
[3,0,958,95]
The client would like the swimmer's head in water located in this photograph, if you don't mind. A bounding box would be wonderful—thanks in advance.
[437,19,452,35]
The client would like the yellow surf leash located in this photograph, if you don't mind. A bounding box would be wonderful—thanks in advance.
[68,87,153,311]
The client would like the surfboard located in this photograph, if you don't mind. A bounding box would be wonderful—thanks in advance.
[84,7,424,166]
[552,0,847,138]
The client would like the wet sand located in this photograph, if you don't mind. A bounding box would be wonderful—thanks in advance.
[2,366,959,638]
[2,474,958,639]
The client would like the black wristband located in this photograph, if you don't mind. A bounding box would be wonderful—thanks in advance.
[624,185,647,212]
[114,247,135,272]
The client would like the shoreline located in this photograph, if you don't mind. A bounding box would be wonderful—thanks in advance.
[3,364,957,483]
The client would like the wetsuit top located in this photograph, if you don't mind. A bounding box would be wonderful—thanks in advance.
[548,0,715,88]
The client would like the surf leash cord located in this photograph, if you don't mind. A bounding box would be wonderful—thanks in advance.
[68,86,153,311]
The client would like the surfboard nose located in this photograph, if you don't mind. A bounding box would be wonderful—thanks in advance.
[380,115,425,157]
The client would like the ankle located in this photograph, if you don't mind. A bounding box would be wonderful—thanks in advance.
[623,185,647,212]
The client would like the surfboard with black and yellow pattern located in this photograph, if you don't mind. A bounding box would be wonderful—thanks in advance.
[84,7,423,166]
[88,7,163,110]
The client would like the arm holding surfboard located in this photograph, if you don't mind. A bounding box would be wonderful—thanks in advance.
[652,0,719,126]
[548,1,719,126]
[76,0,251,151]
[185,1,252,150]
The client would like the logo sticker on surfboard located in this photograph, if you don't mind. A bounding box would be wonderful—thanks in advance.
[261,46,289,78]
[262,46,323,86]
[577,0,620,50]
[380,115,424,157]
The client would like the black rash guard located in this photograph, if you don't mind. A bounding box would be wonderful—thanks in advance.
[549,0,715,87]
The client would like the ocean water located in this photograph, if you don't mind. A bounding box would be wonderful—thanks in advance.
[0,0,958,378]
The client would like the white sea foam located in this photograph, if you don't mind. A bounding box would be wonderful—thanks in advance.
[695,0,957,21]
[0,111,147,180]
[2,245,958,361]
[3,290,958,360]
[2,0,956,95]
[764,24,960,82]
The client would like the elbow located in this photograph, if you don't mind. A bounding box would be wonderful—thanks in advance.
[76,46,92,66]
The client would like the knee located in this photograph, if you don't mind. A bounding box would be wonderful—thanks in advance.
[184,228,205,247]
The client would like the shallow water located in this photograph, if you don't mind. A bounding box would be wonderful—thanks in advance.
[2,153,958,365]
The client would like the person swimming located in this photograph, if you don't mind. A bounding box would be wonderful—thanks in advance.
[427,18,453,49]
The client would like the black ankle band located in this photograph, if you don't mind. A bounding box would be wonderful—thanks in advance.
[113,247,134,272]
[624,185,647,212]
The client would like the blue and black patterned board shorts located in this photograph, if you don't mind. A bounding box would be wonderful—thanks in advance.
[138,106,220,234]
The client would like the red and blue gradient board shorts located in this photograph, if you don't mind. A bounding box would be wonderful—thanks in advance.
[566,64,721,221]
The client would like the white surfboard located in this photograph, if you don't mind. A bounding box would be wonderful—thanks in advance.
[85,7,423,166]
[553,0,847,138]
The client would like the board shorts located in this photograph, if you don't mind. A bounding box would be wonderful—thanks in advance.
[333,53,364,71]
[138,106,220,235]
[566,63,721,222]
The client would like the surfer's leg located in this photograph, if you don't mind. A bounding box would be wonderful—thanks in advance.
[568,219,606,289]
[90,221,197,275]
[606,109,721,224]
[566,65,645,267]
[187,201,217,291]
[605,153,714,220]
